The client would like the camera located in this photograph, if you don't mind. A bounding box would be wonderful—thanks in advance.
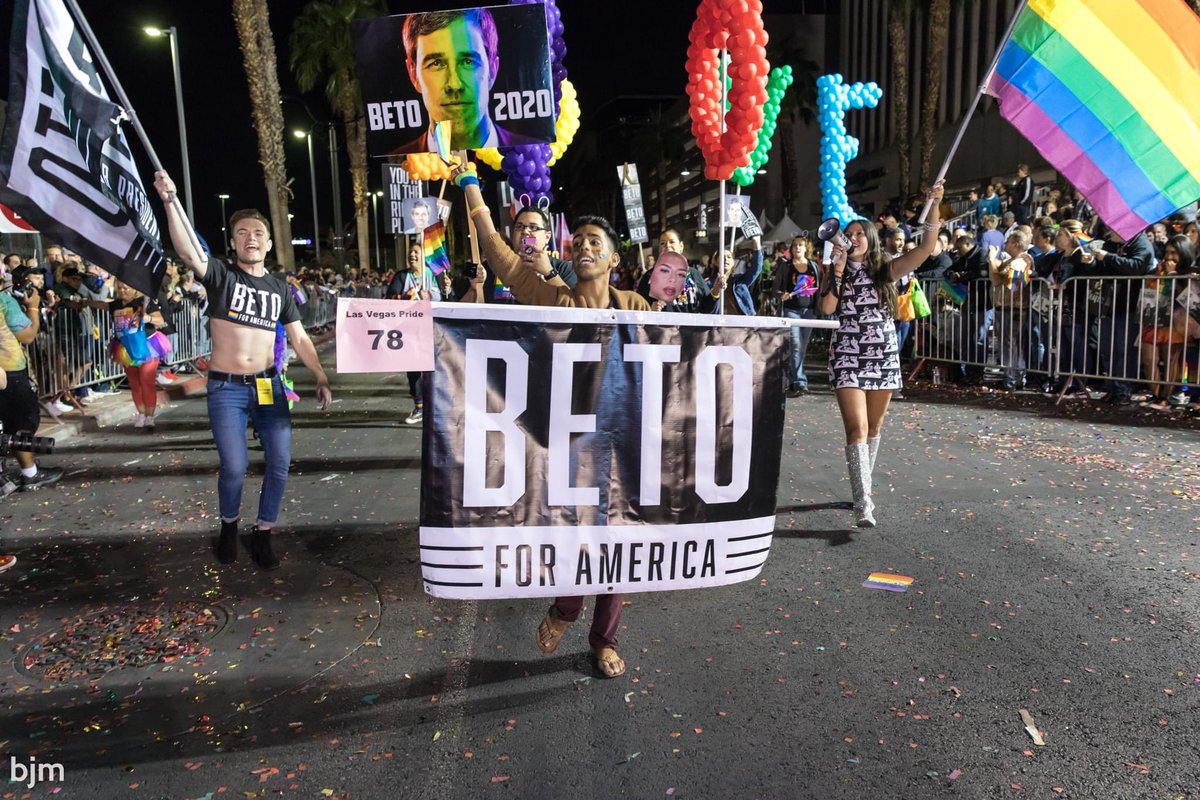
[0,423,55,457]
[10,280,37,302]
[0,422,54,497]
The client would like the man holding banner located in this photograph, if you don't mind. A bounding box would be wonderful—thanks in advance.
[154,171,333,570]
[451,161,650,678]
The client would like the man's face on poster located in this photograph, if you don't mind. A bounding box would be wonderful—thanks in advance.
[410,201,431,230]
[407,15,494,137]
[648,253,689,303]
[726,200,745,226]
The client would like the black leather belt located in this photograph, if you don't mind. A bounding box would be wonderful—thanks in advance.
[208,366,278,384]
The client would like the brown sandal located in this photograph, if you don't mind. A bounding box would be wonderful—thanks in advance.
[593,646,626,678]
[536,610,569,654]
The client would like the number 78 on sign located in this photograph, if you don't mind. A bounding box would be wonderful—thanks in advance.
[335,297,435,373]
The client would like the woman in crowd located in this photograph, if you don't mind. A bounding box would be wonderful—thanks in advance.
[710,237,765,316]
[1139,235,1197,407]
[774,234,823,396]
[817,180,944,527]
[107,280,170,431]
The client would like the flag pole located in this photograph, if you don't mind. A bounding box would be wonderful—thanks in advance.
[716,49,728,313]
[917,0,1029,224]
[61,0,205,256]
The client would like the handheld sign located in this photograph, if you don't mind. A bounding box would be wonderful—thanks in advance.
[353,5,556,155]
[335,297,434,373]
[739,213,763,239]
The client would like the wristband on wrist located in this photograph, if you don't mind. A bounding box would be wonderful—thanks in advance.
[454,172,480,189]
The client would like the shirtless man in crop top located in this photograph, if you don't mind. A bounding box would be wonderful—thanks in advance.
[154,171,332,569]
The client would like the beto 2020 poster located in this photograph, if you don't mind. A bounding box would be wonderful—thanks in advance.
[353,5,556,156]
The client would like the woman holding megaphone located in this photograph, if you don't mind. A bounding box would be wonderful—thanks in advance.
[817,180,944,527]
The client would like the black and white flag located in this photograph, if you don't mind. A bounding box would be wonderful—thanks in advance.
[0,0,166,295]
[420,306,790,600]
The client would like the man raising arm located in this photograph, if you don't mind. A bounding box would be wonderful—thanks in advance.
[153,170,332,569]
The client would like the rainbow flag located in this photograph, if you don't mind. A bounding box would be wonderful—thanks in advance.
[937,277,967,305]
[1007,259,1031,292]
[433,120,453,163]
[422,220,451,276]
[986,1,1200,240]
[862,572,915,593]
[493,278,513,302]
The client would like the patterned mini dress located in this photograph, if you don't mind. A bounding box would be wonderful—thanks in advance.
[828,260,902,390]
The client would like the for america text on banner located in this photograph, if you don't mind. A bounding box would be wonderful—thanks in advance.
[420,305,790,600]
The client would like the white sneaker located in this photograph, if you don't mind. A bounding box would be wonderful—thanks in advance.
[77,394,95,405]
[134,413,146,428]
[404,408,424,425]
[1169,392,1190,407]
[156,374,173,386]
[53,399,74,414]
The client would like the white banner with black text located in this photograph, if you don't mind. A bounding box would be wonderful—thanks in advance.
[420,305,790,600]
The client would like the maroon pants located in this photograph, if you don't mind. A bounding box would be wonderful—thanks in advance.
[552,593,622,650]
[125,361,159,413]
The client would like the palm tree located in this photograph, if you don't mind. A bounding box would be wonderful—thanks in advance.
[919,0,952,188]
[291,0,387,274]
[766,34,819,220]
[231,0,295,270]
[888,0,915,196]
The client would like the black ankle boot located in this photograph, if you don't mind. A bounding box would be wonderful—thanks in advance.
[250,527,280,570]
[216,519,238,564]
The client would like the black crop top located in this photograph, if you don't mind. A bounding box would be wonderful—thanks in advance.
[201,257,300,332]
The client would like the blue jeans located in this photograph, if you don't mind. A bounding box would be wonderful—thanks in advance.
[784,308,815,388]
[894,320,913,360]
[207,376,292,527]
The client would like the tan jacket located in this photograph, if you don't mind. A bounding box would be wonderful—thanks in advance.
[482,232,651,310]
[989,254,1032,309]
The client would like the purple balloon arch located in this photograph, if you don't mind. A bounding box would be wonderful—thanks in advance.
[498,0,567,203]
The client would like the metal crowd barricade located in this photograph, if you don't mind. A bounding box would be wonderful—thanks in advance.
[161,298,212,368]
[24,290,343,401]
[300,291,338,330]
[1056,274,1199,396]
[26,303,124,400]
[908,273,1200,397]
[909,277,996,377]
[910,275,1057,387]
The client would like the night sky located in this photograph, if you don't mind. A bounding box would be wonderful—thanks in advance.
[4,0,818,254]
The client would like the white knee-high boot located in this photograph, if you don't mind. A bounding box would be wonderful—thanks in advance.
[845,442,876,528]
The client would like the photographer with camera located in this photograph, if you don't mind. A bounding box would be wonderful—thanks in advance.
[1,274,62,493]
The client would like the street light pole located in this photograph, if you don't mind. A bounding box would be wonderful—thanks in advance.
[371,191,383,270]
[218,194,230,256]
[328,122,345,268]
[293,130,320,261]
[145,26,193,221]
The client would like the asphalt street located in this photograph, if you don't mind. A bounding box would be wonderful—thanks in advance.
[1,348,1198,800]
